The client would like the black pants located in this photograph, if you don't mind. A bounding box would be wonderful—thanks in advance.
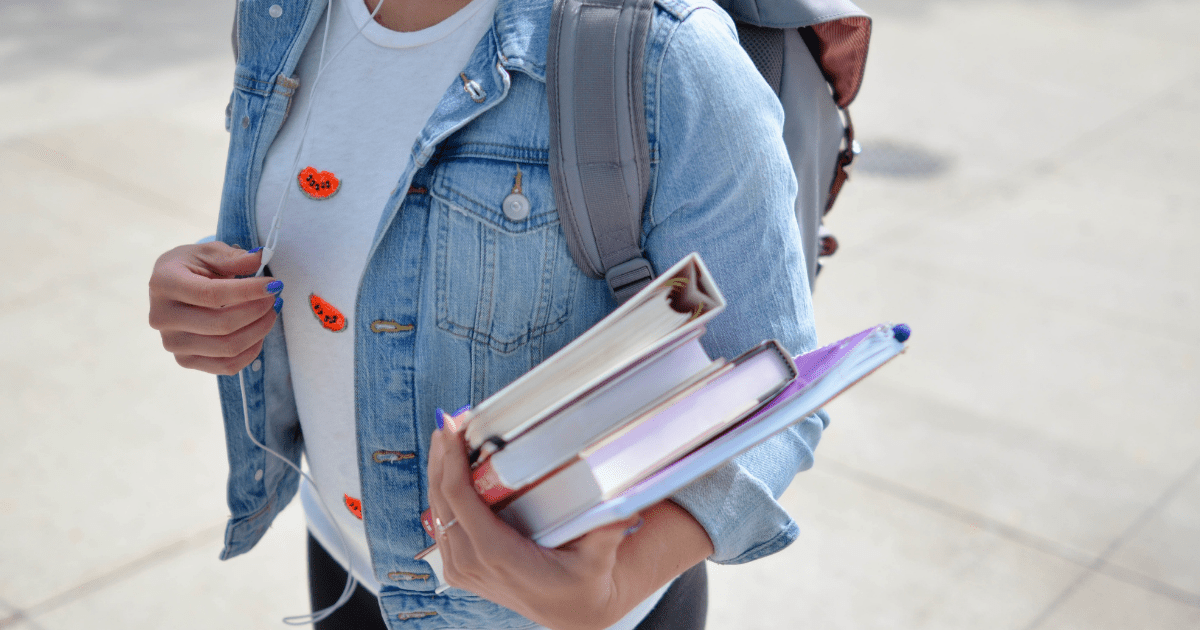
[308,534,707,630]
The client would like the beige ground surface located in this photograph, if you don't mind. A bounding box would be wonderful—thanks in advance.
[1,1,1197,629]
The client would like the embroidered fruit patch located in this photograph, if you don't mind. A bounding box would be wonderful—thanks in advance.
[344,494,363,520]
[310,294,347,332]
[298,166,340,199]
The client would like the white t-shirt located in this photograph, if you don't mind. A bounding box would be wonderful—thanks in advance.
[255,1,668,627]
[255,0,500,595]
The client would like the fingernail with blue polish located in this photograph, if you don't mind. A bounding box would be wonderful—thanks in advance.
[273,296,283,313]
[247,246,264,254]
[624,517,644,536]
[266,280,284,295]
[436,408,446,431]
[453,404,471,417]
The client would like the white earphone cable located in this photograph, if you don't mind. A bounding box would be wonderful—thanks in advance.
[240,0,389,624]
[238,369,358,625]
[256,0,387,276]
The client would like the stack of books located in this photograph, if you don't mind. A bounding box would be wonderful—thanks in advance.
[418,253,908,569]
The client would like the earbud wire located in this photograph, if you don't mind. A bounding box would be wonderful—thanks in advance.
[241,0,390,624]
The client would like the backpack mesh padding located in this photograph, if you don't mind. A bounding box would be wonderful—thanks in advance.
[735,22,785,95]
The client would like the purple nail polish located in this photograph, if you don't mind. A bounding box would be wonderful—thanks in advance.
[247,246,263,254]
[453,404,471,417]
[435,408,445,431]
[624,517,644,536]
[266,280,283,295]
[273,296,283,313]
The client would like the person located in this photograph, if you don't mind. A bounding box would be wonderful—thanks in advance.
[147,0,830,628]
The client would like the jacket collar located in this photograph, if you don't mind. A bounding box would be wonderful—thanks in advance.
[491,0,553,82]
[279,0,552,83]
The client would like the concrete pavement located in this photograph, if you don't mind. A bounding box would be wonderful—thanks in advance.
[1,0,1197,628]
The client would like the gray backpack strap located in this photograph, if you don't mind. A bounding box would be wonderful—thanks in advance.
[548,0,656,304]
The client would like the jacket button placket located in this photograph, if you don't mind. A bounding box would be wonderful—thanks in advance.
[356,167,435,591]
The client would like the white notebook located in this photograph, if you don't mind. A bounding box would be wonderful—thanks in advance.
[463,254,725,455]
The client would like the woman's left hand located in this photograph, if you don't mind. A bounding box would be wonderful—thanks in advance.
[427,410,649,630]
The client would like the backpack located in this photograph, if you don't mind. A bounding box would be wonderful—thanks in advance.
[547,0,871,302]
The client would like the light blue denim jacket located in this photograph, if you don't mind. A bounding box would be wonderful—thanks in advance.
[216,0,827,626]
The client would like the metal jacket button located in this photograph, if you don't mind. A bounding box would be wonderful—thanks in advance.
[503,168,530,221]
[387,570,431,582]
[396,611,438,621]
[460,73,485,103]
[372,450,415,463]
[503,193,530,221]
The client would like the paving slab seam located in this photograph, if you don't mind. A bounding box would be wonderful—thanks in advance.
[5,242,178,312]
[1096,561,1200,610]
[0,611,48,630]
[3,138,191,221]
[867,254,1195,347]
[1017,70,1200,186]
[0,597,47,630]
[820,459,1200,610]
[850,69,1200,261]
[821,459,1095,564]
[1021,454,1200,630]
[0,523,226,629]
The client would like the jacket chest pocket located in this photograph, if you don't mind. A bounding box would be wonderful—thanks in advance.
[431,157,578,354]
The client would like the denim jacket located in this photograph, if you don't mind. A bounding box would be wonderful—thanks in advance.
[216,0,827,627]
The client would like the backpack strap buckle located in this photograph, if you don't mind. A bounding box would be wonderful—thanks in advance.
[825,109,859,215]
[606,257,655,304]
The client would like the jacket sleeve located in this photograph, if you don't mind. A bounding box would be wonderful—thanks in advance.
[642,4,828,564]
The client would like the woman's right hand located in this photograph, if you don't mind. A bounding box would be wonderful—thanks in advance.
[148,242,284,375]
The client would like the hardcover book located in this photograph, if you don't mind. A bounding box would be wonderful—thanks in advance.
[413,252,909,589]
